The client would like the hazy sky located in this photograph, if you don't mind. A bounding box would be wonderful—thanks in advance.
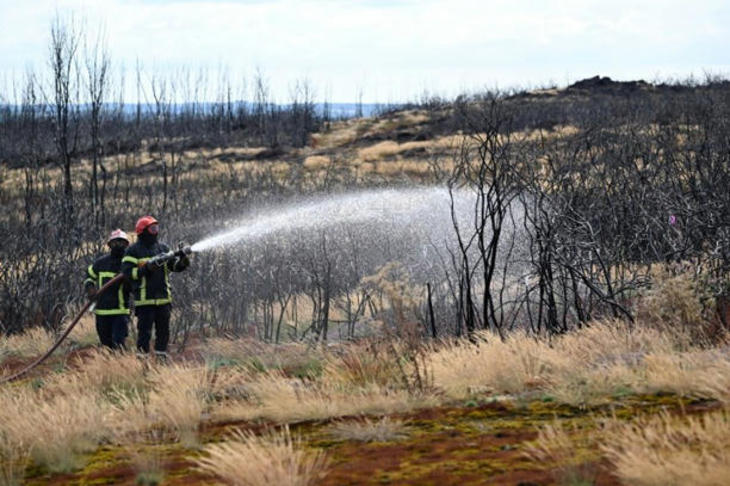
[1,0,728,102]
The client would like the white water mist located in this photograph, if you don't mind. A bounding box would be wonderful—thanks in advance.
[191,187,469,253]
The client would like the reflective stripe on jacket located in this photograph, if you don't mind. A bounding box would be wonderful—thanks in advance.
[121,241,189,307]
[84,253,131,316]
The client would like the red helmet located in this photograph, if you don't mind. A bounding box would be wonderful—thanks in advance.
[135,216,159,235]
[107,228,130,245]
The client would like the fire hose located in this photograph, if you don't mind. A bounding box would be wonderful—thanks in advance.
[0,246,192,384]
[0,273,125,384]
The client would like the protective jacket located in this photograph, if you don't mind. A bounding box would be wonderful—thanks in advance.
[121,241,189,307]
[84,254,131,315]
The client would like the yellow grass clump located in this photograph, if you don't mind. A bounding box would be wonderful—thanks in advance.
[635,265,718,343]
[45,348,147,397]
[195,425,330,486]
[105,363,215,446]
[303,155,331,170]
[374,159,430,176]
[0,386,109,472]
[211,369,431,424]
[602,410,730,486]
[357,140,433,162]
[0,325,55,359]
[147,364,211,446]
[525,421,601,484]
[329,416,408,443]
[429,323,697,406]
[0,429,29,486]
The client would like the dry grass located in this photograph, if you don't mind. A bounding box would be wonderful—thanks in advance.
[107,387,152,441]
[126,431,167,486]
[303,155,331,170]
[373,159,430,176]
[525,421,601,485]
[203,337,321,375]
[45,348,147,397]
[0,326,55,360]
[195,425,330,486]
[0,311,102,362]
[357,141,428,162]
[429,323,702,406]
[635,265,718,343]
[329,416,408,443]
[323,343,405,389]
[311,120,360,148]
[601,410,730,486]
[0,432,29,486]
[147,364,210,447]
[67,314,102,348]
[206,320,730,421]
[211,369,431,424]
[6,290,730,481]
[0,386,109,472]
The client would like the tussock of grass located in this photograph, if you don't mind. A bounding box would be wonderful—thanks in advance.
[526,421,602,485]
[635,265,721,343]
[429,323,713,406]
[0,326,55,359]
[212,369,429,424]
[0,431,29,486]
[147,364,210,446]
[329,416,408,443]
[195,425,329,486]
[323,344,405,389]
[602,410,730,486]
[108,388,151,441]
[46,349,147,396]
[0,387,109,472]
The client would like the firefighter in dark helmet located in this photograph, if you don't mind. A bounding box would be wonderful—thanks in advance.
[84,229,132,349]
[121,216,190,355]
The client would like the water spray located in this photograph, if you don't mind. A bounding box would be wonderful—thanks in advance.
[147,244,194,266]
[1,186,476,384]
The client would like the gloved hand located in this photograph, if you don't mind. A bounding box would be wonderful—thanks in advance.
[139,260,160,272]
[86,287,97,300]
[176,255,190,270]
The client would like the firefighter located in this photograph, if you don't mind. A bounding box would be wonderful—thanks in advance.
[121,216,190,355]
[84,229,132,350]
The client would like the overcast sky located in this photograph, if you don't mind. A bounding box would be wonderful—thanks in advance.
[1,0,728,103]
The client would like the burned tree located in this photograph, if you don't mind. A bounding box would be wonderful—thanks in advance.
[49,15,81,228]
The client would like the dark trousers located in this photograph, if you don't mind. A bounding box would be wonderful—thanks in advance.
[96,314,129,350]
[136,304,171,353]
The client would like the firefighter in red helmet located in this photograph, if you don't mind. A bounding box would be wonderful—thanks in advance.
[121,216,190,356]
[83,229,132,349]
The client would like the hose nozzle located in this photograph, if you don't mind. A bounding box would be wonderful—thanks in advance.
[175,243,193,258]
